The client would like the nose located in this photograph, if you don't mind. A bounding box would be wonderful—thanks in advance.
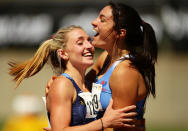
[85,41,94,49]
[85,40,94,52]
[91,18,97,27]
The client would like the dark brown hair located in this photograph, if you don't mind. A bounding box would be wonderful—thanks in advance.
[109,1,158,97]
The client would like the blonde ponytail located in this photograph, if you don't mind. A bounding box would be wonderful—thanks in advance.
[9,40,52,88]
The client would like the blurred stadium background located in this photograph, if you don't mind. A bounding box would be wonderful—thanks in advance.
[0,0,188,130]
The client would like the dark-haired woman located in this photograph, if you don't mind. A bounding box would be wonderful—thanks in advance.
[86,1,158,131]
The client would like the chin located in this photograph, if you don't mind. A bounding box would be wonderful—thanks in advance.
[86,62,94,67]
[92,40,106,49]
[82,60,94,66]
[93,42,101,48]
[94,44,106,50]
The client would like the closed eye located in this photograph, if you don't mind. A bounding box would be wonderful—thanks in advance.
[77,42,83,45]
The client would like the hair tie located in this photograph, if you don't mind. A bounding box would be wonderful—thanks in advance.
[140,20,145,32]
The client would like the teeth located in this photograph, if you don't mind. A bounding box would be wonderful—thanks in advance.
[84,52,93,57]
[92,29,97,33]
[92,29,99,37]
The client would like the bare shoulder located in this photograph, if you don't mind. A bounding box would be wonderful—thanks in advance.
[49,75,74,98]
[110,60,146,102]
[110,61,140,107]
[52,75,73,87]
[113,60,139,79]
[110,60,140,94]
[114,61,145,87]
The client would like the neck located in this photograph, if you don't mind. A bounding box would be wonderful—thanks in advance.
[106,40,129,63]
[64,62,87,90]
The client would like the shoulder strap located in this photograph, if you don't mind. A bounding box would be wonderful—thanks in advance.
[61,73,82,93]
[104,54,130,78]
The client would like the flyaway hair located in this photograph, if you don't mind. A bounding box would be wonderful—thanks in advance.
[8,40,52,88]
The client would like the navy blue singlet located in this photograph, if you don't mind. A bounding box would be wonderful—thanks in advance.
[95,55,146,120]
[48,73,95,126]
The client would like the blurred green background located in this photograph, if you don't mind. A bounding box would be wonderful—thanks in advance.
[0,0,188,131]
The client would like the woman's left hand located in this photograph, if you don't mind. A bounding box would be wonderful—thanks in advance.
[102,99,137,128]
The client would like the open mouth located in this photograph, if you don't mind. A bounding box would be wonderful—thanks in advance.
[83,52,94,57]
[94,32,99,37]
[93,30,99,37]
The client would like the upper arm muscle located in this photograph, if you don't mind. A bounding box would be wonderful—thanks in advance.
[47,77,74,130]
[110,62,139,109]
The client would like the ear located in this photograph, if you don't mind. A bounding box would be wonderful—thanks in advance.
[115,29,126,39]
[57,49,69,60]
[119,29,126,38]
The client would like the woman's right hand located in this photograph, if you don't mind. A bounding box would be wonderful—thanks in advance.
[102,99,137,128]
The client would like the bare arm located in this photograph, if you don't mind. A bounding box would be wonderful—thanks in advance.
[110,62,139,131]
[47,77,73,131]
[110,61,138,108]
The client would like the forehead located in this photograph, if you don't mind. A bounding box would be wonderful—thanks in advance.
[99,5,113,19]
[67,28,88,40]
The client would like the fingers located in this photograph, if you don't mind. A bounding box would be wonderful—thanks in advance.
[118,105,137,119]
[114,119,135,128]
[121,119,136,128]
[119,112,137,128]
[119,105,136,112]
[52,75,57,80]
[122,118,135,123]
[45,86,49,97]
[122,112,137,118]
[43,127,51,131]
[123,123,135,128]
[45,82,50,97]
[45,75,57,97]
[47,75,57,87]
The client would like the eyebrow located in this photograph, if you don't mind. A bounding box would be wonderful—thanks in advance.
[99,14,112,20]
[76,36,84,42]
[76,36,91,43]
[100,14,106,19]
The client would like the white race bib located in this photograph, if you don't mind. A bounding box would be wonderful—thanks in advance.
[91,83,103,112]
[78,92,97,118]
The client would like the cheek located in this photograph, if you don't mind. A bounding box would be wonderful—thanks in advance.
[100,26,114,37]
[69,48,81,57]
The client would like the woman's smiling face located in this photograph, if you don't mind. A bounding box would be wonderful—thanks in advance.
[65,28,95,69]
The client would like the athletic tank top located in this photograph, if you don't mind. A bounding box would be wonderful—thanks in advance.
[94,54,146,120]
[47,73,96,126]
